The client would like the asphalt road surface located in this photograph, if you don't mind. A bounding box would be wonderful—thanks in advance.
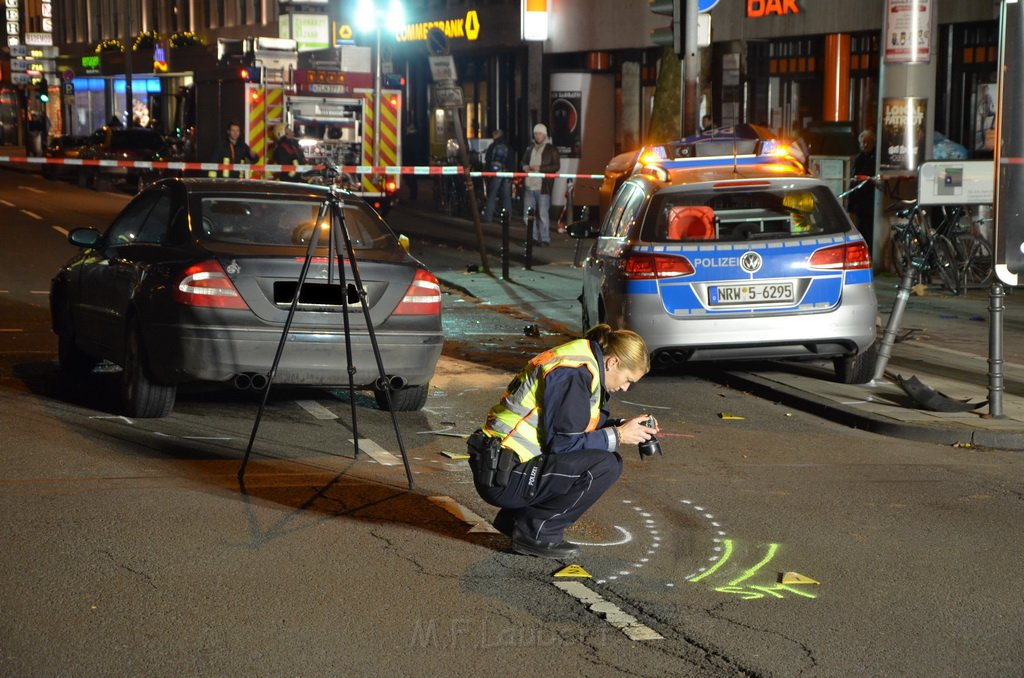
[1,169,1022,676]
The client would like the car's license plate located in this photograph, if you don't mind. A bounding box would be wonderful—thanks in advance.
[708,282,795,305]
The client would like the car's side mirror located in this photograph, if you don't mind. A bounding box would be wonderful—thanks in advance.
[68,228,102,248]
[567,206,598,238]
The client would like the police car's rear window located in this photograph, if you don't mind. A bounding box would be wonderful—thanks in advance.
[642,185,850,243]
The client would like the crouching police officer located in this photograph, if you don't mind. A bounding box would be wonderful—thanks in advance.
[467,324,660,559]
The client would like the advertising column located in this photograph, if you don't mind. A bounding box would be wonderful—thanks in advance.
[876,0,938,265]
[548,72,613,210]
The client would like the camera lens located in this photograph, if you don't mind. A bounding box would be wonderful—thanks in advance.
[638,438,661,458]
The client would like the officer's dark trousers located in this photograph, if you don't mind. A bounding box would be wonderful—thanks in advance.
[474,450,622,543]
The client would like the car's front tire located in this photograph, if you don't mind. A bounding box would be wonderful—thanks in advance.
[121,322,176,418]
[834,342,878,384]
[374,383,429,412]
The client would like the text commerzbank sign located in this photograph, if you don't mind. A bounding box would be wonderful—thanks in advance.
[395,10,481,43]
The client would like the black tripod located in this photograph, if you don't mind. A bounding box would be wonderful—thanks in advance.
[237,186,415,489]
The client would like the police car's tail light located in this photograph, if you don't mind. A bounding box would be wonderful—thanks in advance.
[173,260,249,309]
[394,269,442,314]
[808,241,872,270]
[624,253,695,279]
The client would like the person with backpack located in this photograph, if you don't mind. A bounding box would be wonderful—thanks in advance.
[482,129,514,223]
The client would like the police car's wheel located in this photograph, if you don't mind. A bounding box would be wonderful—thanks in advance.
[374,383,429,412]
[834,343,878,384]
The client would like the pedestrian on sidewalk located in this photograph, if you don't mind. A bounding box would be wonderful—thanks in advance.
[466,324,660,559]
[848,129,877,253]
[482,129,514,223]
[520,123,561,246]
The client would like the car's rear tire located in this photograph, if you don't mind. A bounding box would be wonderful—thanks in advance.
[121,323,176,418]
[374,383,429,412]
[834,343,878,384]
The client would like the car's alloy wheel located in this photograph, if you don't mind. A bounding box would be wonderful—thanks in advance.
[121,322,176,418]
[374,383,429,412]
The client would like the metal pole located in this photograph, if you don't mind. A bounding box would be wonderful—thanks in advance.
[682,0,699,137]
[125,1,133,126]
[873,263,917,381]
[373,28,382,169]
[525,206,535,270]
[501,207,510,281]
[988,281,1006,418]
[451,106,490,275]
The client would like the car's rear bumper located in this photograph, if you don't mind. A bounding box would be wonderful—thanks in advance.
[144,323,443,387]
[631,284,878,363]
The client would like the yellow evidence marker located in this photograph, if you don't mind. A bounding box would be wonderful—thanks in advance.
[553,564,592,578]
[780,571,820,585]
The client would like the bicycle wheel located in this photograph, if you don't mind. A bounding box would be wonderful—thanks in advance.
[956,233,993,288]
[891,226,922,282]
[931,235,960,293]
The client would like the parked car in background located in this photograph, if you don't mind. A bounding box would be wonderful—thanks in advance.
[50,178,443,417]
[41,135,91,180]
[572,125,878,384]
[76,126,170,191]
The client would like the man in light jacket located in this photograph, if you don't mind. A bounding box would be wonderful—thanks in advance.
[520,123,561,246]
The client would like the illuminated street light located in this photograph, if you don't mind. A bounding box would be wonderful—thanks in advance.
[355,0,406,168]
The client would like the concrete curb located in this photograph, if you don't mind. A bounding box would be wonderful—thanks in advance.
[714,370,1024,451]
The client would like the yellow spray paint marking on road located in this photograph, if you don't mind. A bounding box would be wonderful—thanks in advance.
[689,540,818,601]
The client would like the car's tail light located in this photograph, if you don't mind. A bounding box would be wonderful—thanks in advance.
[393,269,441,314]
[624,253,695,279]
[173,260,249,309]
[809,241,872,270]
[385,179,398,193]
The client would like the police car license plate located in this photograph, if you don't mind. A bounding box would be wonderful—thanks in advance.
[709,282,795,306]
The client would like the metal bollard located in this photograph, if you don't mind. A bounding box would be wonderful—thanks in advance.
[500,207,511,281]
[524,205,535,270]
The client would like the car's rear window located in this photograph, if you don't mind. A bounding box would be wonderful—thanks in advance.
[641,185,850,243]
[198,197,397,250]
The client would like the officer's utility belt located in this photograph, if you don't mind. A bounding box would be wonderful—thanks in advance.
[467,430,520,488]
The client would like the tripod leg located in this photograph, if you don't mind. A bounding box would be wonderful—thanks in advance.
[331,198,416,490]
[328,202,362,460]
[238,201,331,482]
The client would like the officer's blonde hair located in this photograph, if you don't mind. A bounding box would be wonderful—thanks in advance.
[585,324,650,374]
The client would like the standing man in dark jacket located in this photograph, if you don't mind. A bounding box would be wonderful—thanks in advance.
[848,129,877,253]
[271,124,307,181]
[482,129,514,223]
[520,123,561,246]
[209,121,258,178]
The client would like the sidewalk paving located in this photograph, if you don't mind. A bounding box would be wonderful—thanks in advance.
[387,198,1024,451]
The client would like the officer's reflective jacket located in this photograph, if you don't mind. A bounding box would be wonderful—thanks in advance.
[482,339,602,463]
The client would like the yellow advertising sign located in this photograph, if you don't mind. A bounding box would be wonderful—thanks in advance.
[396,10,480,43]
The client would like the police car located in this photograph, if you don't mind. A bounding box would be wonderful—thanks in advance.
[573,125,878,383]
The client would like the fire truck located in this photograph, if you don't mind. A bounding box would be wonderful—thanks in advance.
[195,40,402,215]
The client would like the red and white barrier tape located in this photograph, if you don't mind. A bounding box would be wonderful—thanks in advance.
[0,155,605,180]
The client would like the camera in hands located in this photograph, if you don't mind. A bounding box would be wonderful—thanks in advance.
[637,416,662,459]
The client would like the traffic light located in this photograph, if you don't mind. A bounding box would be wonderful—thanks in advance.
[649,0,683,58]
[38,78,49,103]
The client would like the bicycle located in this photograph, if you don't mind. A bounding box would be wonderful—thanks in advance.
[888,200,961,293]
